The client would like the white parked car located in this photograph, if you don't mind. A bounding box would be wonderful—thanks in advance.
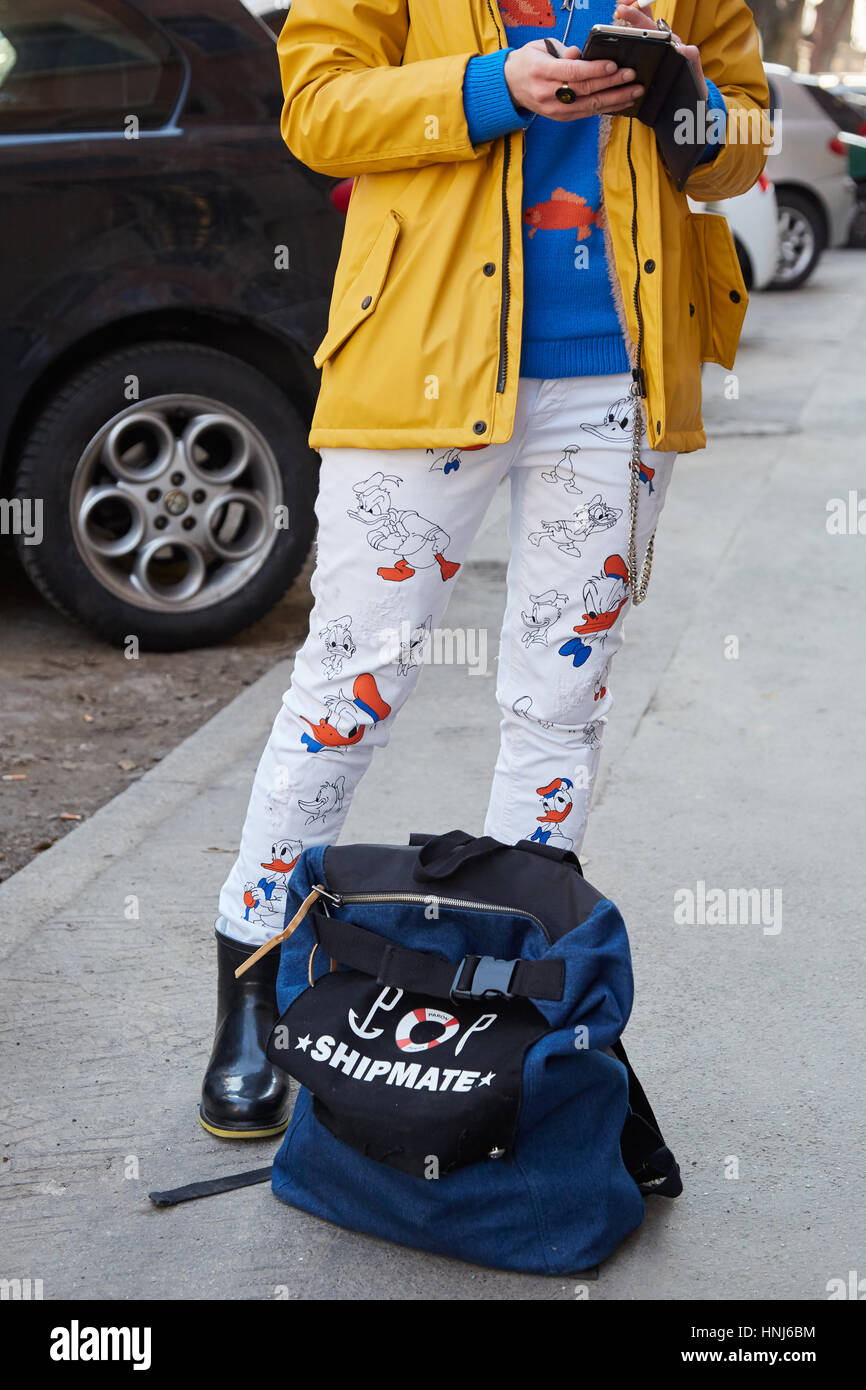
[689,173,779,291]
[763,64,857,288]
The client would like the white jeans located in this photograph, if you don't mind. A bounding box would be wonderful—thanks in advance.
[219,373,676,945]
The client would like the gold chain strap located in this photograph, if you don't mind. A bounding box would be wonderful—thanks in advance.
[627,380,655,607]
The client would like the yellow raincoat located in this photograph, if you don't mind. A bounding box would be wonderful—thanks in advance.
[277,0,770,454]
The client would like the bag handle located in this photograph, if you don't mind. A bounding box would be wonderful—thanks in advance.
[412,830,505,882]
[411,829,583,881]
[514,839,584,875]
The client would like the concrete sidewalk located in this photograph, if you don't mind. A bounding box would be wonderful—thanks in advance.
[1,253,864,1301]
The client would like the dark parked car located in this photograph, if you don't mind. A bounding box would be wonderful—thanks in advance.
[0,0,345,648]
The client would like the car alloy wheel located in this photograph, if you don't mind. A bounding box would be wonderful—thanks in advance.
[774,206,817,284]
[70,394,282,613]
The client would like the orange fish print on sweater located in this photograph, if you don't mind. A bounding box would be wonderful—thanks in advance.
[523,188,602,241]
[499,0,555,24]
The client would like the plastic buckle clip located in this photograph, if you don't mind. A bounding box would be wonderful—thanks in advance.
[450,955,518,1005]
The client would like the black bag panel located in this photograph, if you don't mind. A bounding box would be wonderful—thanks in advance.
[323,832,604,945]
[268,971,547,1178]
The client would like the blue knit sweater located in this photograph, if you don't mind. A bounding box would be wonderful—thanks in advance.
[462,1,727,379]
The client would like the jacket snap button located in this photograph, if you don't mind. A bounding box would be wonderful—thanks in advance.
[689,302,695,316]
[483,262,496,276]
[644,259,656,273]
[361,295,372,309]
[729,290,741,303]
[473,420,487,435]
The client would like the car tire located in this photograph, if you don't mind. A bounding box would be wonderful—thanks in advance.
[769,190,824,290]
[848,196,866,248]
[12,341,318,651]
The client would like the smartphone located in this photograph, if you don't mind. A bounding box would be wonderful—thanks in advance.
[580,23,674,119]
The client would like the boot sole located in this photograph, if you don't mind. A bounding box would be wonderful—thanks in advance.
[198,1107,289,1140]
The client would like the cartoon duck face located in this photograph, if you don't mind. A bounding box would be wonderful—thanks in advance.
[322,618,355,663]
[348,472,400,524]
[582,570,626,624]
[522,590,567,635]
[573,496,621,537]
[580,398,634,442]
[303,695,364,747]
[298,776,345,822]
[537,778,574,824]
[261,838,303,873]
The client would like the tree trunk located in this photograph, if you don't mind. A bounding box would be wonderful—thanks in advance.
[745,1,808,66]
[808,0,855,70]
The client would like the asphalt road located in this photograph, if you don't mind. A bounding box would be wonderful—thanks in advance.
[0,249,864,1300]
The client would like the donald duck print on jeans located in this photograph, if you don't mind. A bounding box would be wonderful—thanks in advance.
[558,554,630,670]
[582,395,656,494]
[299,674,392,754]
[348,472,462,583]
[530,777,576,851]
[243,838,303,931]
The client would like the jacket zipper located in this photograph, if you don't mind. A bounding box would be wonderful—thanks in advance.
[625,117,647,400]
[487,0,511,393]
[313,885,551,944]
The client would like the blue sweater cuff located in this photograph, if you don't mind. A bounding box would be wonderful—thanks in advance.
[463,49,534,145]
[698,79,727,164]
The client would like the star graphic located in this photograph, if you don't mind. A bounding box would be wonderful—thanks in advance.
[295,1034,312,1051]
[477,1072,495,1087]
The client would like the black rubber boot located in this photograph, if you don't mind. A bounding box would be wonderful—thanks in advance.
[199,924,291,1139]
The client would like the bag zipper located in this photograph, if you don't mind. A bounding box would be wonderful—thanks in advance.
[486,0,511,394]
[313,885,551,944]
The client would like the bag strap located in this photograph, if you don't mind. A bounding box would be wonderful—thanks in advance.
[311,908,565,1005]
[148,1166,271,1207]
[613,1039,683,1199]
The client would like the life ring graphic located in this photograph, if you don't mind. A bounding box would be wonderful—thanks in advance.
[395,1007,459,1053]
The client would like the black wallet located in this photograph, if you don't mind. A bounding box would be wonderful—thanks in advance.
[580,24,712,190]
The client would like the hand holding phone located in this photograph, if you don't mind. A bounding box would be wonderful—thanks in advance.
[582,18,712,189]
[612,2,709,100]
[580,24,677,120]
[503,37,645,121]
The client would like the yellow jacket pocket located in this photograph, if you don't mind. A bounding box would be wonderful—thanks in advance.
[313,209,403,369]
